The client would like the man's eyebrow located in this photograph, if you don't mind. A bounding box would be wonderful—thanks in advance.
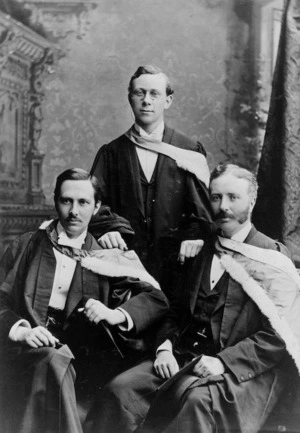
[134,87,160,91]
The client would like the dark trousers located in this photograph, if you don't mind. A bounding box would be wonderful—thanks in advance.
[90,359,287,433]
[90,360,160,433]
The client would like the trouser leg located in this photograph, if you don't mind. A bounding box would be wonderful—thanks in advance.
[160,385,215,433]
[142,369,288,433]
[90,360,162,433]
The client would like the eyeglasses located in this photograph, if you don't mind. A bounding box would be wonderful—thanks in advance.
[131,90,162,100]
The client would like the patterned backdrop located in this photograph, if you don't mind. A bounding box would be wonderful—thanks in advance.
[16,0,263,204]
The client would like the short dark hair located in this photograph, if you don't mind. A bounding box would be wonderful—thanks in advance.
[210,163,258,200]
[54,168,102,204]
[128,65,174,97]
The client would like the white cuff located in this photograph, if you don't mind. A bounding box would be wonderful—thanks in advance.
[9,319,31,341]
[156,339,173,356]
[117,308,134,331]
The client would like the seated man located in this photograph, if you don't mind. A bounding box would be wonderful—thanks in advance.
[90,163,300,433]
[0,168,169,433]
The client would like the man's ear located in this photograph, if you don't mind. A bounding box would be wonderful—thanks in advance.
[93,201,101,215]
[250,197,256,213]
[164,94,173,110]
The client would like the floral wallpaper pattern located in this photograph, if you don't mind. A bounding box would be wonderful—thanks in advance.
[23,0,236,203]
[10,0,264,204]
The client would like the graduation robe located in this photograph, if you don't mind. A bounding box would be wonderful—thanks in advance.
[91,227,298,433]
[0,228,169,433]
[90,125,213,285]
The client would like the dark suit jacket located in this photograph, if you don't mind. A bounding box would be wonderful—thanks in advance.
[0,229,169,347]
[90,125,213,277]
[156,226,290,384]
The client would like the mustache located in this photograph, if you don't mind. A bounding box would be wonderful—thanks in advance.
[214,210,234,220]
[66,216,81,222]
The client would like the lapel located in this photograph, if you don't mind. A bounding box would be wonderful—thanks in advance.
[64,262,83,323]
[187,241,215,315]
[119,135,145,217]
[216,278,248,349]
[211,268,229,316]
[244,225,258,245]
[30,234,56,326]
[211,226,256,348]
[64,233,101,324]
[155,125,175,192]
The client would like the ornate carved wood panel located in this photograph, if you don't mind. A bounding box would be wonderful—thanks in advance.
[0,12,56,256]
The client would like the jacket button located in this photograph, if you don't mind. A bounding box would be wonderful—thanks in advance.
[248,373,252,379]
[240,375,244,382]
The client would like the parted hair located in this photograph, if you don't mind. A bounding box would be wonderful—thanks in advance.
[54,168,102,203]
[210,163,258,200]
[128,65,174,97]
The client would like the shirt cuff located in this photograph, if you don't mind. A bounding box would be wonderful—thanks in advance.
[156,339,173,355]
[9,319,31,341]
[117,307,134,331]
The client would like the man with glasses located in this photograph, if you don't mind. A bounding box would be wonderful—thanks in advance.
[90,65,213,294]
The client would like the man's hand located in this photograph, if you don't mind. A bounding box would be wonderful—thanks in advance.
[98,231,128,251]
[154,350,179,380]
[15,326,59,348]
[178,239,204,264]
[81,298,126,326]
[193,355,225,378]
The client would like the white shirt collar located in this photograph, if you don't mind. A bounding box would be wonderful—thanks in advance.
[229,221,252,242]
[134,121,164,141]
[56,221,87,249]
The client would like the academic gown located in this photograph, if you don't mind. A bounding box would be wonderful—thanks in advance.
[142,226,291,433]
[90,125,213,286]
[0,229,169,433]
[91,226,294,433]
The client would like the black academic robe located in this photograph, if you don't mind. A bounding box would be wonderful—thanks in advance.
[91,227,293,433]
[90,125,213,285]
[0,229,169,433]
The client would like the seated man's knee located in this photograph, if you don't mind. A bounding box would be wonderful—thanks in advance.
[102,370,133,398]
[20,345,74,377]
[183,387,212,414]
[101,360,157,402]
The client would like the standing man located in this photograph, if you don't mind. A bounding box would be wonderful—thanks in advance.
[90,65,213,289]
[0,168,169,433]
[91,164,300,433]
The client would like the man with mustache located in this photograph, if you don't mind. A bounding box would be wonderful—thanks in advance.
[0,168,169,433]
[89,65,213,295]
[90,163,300,433]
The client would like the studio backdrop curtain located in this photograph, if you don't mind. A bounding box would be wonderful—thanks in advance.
[253,0,300,264]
